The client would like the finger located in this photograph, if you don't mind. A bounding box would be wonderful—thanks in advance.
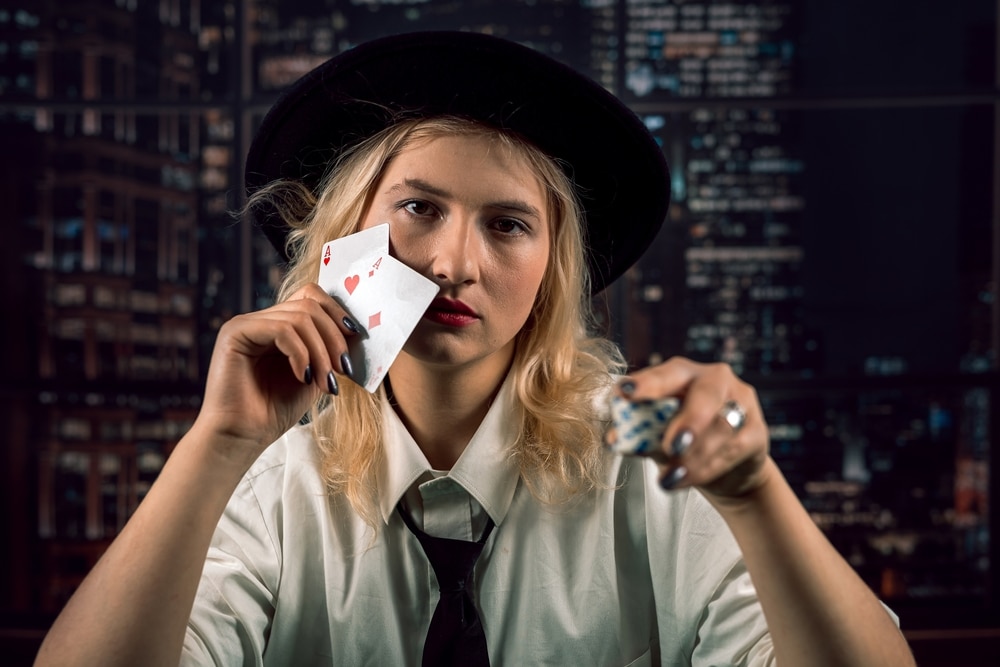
[615,359,695,461]
[300,298,356,383]
[616,362,729,461]
[660,362,737,446]
[673,400,752,481]
[253,301,351,391]
[681,419,769,490]
[224,313,315,388]
[268,293,355,381]
[616,357,699,401]
[659,385,766,491]
[666,423,770,496]
[295,283,362,337]
[293,296,355,379]
[656,462,690,491]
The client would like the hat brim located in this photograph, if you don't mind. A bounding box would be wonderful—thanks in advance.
[245,30,670,293]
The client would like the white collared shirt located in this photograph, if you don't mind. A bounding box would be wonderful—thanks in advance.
[183,376,774,666]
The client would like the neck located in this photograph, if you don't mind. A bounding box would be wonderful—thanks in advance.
[387,350,513,470]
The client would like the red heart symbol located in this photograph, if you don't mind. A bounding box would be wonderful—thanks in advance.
[323,256,330,266]
[344,275,360,294]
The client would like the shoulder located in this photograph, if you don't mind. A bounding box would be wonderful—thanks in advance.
[234,424,326,508]
[248,423,320,473]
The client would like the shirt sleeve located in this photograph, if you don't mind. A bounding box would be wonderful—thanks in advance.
[180,461,284,667]
[690,558,775,667]
[639,459,774,667]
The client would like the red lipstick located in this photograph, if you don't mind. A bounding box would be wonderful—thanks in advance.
[424,298,479,327]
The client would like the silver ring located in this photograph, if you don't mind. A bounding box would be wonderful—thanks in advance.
[721,400,746,432]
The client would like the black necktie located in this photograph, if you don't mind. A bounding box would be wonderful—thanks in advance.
[398,504,495,667]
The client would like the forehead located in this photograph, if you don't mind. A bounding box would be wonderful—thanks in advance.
[379,133,549,206]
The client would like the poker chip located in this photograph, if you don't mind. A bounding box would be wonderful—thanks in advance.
[606,395,680,456]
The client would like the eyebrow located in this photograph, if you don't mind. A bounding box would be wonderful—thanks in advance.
[388,178,543,220]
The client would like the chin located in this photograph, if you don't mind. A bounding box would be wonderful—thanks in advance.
[401,332,514,373]
[400,336,476,368]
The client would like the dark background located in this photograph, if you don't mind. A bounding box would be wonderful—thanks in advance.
[0,0,997,664]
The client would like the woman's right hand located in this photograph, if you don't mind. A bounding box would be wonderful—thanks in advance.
[191,283,358,462]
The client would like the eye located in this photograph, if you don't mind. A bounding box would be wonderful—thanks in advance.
[400,199,437,217]
[491,217,529,236]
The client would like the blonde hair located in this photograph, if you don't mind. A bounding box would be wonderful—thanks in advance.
[252,116,625,528]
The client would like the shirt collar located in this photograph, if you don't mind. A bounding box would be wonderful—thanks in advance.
[377,373,521,527]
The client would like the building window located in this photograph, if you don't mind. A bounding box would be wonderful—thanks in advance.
[52,283,86,307]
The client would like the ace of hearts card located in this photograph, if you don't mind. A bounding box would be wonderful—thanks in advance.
[316,224,439,392]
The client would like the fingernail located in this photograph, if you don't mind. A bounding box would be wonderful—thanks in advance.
[660,466,688,490]
[340,352,354,379]
[327,370,339,396]
[671,430,694,457]
[342,316,360,333]
[619,379,636,397]
[303,365,313,385]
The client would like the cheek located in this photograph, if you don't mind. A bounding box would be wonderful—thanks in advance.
[387,228,435,273]
[362,212,426,268]
[498,249,549,318]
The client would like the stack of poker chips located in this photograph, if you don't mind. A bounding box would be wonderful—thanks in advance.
[606,395,680,456]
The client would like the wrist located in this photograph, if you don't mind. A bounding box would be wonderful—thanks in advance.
[700,456,786,517]
[177,419,269,481]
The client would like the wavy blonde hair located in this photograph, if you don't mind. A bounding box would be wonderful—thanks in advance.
[251,116,625,528]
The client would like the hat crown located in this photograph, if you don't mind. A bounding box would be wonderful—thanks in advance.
[246,31,670,292]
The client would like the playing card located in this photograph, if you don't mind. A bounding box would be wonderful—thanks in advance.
[606,395,680,455]
[316,224,439,392]
[317,224,389,293]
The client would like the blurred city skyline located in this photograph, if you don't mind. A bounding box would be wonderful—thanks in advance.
[0,1,997,655]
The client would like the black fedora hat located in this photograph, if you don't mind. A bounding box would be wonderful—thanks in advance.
[245,30,670,293]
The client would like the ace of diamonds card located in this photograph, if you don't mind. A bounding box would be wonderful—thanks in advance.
[316,224,439,392]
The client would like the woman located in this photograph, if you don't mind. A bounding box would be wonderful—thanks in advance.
[36,32,913,666]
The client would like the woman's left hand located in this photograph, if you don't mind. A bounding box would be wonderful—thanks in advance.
[613,357,773,502]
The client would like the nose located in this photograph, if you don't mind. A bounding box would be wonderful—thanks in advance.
[429,218,480,286]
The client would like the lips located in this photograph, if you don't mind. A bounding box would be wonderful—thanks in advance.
[424,298,479,326]
[430,298,477,316]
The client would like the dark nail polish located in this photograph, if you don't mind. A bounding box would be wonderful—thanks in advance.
[660,466,688,490]
[340,353,354,379]
[303,365,313,385]
[619,379,636,397]
[342,316,360,333]
[327,370,339,396]
[671,430,694,458]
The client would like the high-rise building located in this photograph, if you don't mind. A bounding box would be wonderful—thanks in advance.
[617,0,808,376]
[0,1,996,652]
[0,0,210,614]
[250,0,609,94]
[609,0,996,622]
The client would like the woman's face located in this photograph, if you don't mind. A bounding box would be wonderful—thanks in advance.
[360,132,551,372]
